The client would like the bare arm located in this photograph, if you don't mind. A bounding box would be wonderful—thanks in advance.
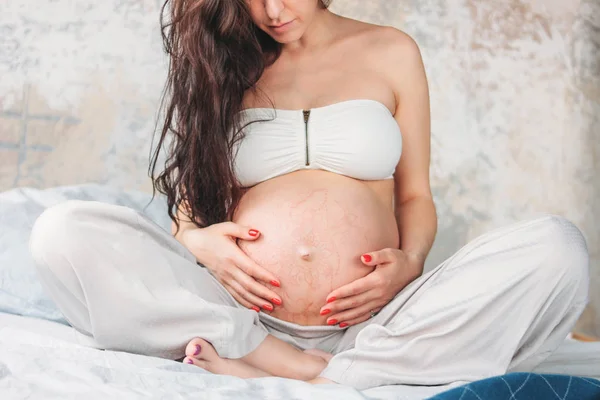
[387,29,438,274]
[171,199,201,252]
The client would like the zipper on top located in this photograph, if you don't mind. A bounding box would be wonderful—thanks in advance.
[303,109,311,166]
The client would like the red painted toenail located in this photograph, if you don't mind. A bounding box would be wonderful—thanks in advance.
[327,319,338,325]
[194,344,201,356]
[339,322,348,328]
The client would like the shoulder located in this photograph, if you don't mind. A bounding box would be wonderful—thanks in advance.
[339,18,421,60]
[340,20,425,78]
[329,15,421,59]
[360,26,428,100]
[370,26,424,73]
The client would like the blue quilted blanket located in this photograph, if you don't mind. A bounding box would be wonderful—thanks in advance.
[429,373,600,400]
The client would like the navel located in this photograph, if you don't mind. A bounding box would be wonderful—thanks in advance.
[298,246,313,261]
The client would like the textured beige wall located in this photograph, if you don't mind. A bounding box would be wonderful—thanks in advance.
[0,0,599,335]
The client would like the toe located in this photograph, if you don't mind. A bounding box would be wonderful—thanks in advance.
[185,337,218,361]
[183,356,208,370]
[185,338,204,358]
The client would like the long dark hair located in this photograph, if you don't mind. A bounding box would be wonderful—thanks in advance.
[149,0,331,233]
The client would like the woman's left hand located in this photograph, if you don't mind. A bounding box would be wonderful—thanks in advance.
[320,248,423,328]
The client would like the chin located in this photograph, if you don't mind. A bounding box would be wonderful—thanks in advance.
[266,27,305,44]
[272,33,304,44]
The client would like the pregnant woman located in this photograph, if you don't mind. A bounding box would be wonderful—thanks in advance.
[29,0,590,390]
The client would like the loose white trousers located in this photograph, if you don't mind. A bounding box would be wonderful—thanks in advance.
[29,201,589,390]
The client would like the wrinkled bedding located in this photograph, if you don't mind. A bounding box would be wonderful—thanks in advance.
[0,312,460,399]
[0,184,599,400]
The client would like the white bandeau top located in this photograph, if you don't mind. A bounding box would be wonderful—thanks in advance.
[233,99,402,187]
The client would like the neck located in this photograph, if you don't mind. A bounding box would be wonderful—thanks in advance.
[282,8,337,54]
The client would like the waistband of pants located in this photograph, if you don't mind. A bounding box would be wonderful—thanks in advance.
[258,313,344,339]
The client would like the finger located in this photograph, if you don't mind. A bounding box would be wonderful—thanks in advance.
[360,248,396,266]
[337,312,373,328]
[340,306,383,328]
[234,251,281,288]
[324,274,377,303]
[222,282,258,311]
[327,298,383,326]
[220,222,262,241]
[319,290,375,315]
[230,267,282,307]
[228,278,275,312]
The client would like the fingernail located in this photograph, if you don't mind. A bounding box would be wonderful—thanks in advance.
[193,344,201,355]
[362,254,372,262]
[339,322,348,328]
[270,280,281,287]
[251,306,260,312]
[326,297,336,303]
[327,319,338,325]
[272,298,282,306]
[320,309,331,316]
[185,358,194,364]
[263,304,274,311]
[249,229,259,237]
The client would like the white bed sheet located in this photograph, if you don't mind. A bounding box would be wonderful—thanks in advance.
[1,314,600,400]
[0,313,464,400]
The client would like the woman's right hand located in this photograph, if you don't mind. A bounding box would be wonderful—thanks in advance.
[181,222,282,312]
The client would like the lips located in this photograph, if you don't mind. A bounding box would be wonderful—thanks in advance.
[269,20,293,29]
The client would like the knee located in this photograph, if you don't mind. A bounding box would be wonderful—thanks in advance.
[538,215,589,300]
[29,200,108,270]
[31,200,82,259]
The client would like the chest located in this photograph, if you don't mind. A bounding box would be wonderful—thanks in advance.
[246,51,392,111]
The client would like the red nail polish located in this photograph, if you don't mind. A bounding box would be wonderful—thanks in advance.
[327,297,336,303]
[194,344,201,356]
[186,358,194,364]
[339,322,348,328]
[362,254,372,262]
[249,229,259,237]
[251,306,260,312]
[320,309,331,316]
[272,298,282,306]
[270,280,281,287]
[263,304,274,311]
[327,319,338,325]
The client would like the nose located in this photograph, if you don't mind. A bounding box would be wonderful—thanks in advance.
[265,0,285,21]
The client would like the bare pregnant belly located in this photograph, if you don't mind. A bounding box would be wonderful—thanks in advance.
[233,170,399,325]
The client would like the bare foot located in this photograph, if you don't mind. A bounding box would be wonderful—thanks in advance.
[240,335,329,380]
[183,338,271,379]
[303,349,334,363]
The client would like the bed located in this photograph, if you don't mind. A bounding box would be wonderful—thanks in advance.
[1,184,599,399]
